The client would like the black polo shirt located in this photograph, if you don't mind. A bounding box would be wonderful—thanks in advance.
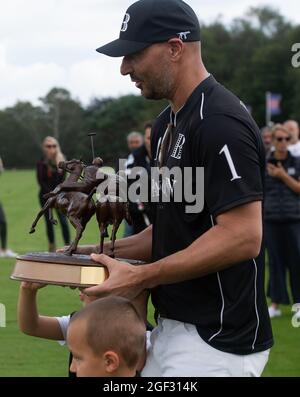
[150,75,273,355]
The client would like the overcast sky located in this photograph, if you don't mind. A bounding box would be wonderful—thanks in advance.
[0,0,299,109]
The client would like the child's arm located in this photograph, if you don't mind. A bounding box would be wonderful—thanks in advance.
[18,282,64,340]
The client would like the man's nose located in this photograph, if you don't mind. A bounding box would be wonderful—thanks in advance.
[120,57,132,76]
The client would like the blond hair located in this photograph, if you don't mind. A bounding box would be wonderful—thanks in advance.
[271,124,291,140]
[42,136,65,166]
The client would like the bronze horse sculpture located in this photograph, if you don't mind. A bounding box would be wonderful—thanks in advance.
[96,196,132,256]
[29,158,132,257]
[95,173,132,255]
[29,159,96,256]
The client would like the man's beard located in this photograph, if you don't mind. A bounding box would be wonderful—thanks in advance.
[141,70,174,100]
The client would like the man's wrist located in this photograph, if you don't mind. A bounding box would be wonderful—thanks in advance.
[280,172,289,182]
[137,261,161,290]
[80,245,99,255]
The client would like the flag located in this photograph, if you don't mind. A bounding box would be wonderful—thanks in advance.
[266,93,282,116]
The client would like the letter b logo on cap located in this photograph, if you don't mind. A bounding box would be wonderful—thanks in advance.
[121,13,131,32]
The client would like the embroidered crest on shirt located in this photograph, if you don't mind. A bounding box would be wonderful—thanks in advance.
[171,134,186,160]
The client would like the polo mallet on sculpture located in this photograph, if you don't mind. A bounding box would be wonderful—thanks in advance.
[88,132,97,161]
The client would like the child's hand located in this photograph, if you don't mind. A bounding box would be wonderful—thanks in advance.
[21,281,47,291]
[79,289,98,305]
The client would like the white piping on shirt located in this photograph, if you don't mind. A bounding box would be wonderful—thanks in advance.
[153,106,171,162]
[208,272,225,342]
[252,258,260,351]
[170,105,185,128]
[200,92,205,120]
[208,215,225,342]
[157,127,169,164]
[157,105,171,119]
[154,137,162,161]
[208,217,260,349]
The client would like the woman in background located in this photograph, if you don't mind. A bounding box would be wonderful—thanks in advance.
[265,124,300,320]
[0,156,18,258]
[37,137,70,252]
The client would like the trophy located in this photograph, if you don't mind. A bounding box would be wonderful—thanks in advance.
[11,134,142,288]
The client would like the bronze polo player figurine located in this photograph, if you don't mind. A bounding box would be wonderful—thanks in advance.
[29,159,97,256]
[29,158,132,257]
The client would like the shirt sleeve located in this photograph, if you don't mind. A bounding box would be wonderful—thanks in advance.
[55,315,71,346]
[196,114,264,217]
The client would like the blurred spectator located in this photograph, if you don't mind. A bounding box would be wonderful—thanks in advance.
[261,126,273,159]
[264,124,300,319]
[284,120,300,156]
[127,131,144,152]
[0,157,18,258]
[123,132,144,237]
[144,121,152,158]
[36,137,70,252]
[127,122,153,235]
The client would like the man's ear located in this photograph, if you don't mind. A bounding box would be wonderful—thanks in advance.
[167,38,184,61]
[103,351,120,373]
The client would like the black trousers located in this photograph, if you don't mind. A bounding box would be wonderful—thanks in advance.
[265,221,300,304]
[0,202,7,250]
[39,193,70,246]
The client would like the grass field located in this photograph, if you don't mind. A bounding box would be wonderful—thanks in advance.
[0,170,299,377]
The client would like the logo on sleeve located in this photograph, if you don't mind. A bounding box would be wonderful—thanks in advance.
[171,134,186,160]
[121,13,131,32]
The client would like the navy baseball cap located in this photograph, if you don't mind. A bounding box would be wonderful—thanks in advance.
[96,0,201,57]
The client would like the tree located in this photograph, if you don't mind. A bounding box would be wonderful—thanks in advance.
[0,102,50,168]
[39,88,85,160]
[1,6,300,168]
[83,95,166,165]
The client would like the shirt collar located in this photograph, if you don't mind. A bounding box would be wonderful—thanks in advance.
[170,74,217,127]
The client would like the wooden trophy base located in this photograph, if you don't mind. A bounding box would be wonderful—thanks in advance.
[10,252,145,288]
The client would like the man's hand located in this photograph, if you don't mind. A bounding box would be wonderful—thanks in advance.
[83,254,145,300]
[267,162,287,179]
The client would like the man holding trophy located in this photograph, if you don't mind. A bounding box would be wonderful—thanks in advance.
[12,0,273,377]
[77,0,273,377]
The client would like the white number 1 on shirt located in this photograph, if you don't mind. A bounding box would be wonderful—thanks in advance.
[219,145,242,181]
